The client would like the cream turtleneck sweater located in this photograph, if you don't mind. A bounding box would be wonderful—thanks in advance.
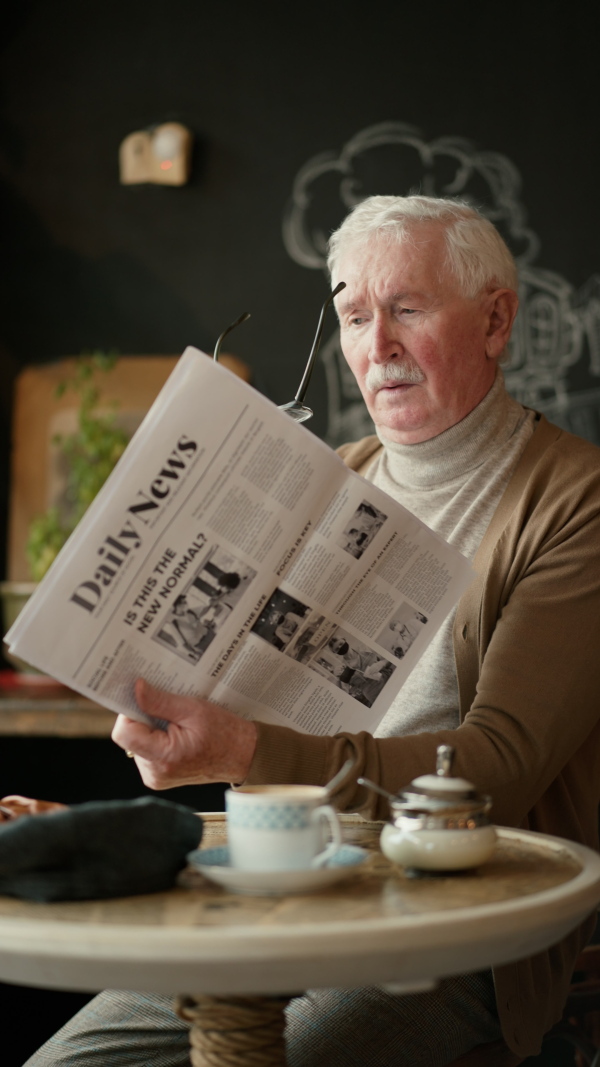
[366,371,536,738]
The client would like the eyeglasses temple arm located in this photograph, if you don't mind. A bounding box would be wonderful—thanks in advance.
[213,311,251,362]
[293,281,346,404]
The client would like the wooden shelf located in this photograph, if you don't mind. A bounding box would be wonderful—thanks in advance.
[0,675,114,737]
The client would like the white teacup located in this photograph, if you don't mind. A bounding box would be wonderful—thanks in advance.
[225,785,342,871]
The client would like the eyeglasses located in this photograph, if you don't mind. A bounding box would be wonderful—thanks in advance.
[213,282,346,424]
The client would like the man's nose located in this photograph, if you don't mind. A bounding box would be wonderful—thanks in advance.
[368,317,403,364]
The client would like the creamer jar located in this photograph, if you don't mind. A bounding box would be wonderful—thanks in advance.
[361,745,496,872]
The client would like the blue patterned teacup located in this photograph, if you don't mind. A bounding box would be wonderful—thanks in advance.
[225,785,342,871]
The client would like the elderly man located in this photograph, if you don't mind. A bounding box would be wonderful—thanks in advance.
[26,196,600,1067]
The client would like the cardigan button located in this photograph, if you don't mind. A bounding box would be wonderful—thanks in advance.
[461,624,468,640]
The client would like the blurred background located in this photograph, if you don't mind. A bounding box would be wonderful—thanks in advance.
[0,2,598,1061]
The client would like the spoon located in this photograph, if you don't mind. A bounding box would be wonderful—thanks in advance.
[357,776,398,804]
[324,758,356,798]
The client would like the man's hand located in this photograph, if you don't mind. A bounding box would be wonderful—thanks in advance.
[111,679,258,790]
[0,796,68,821]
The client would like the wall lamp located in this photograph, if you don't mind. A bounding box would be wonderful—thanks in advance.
[119,122,193,186]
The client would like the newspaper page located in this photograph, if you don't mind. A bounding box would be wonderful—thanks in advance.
[6,347,474,737]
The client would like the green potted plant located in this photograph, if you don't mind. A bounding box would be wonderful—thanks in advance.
[1,353,130,672]
[25,351,130,582]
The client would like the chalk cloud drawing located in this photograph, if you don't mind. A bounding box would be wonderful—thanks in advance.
[283,122,600,447]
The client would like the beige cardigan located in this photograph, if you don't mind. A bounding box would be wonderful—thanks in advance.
[247,414,600,1056]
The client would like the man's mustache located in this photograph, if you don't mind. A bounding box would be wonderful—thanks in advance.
[365,361,426,390]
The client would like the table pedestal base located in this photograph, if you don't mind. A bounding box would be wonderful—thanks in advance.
[176,994,291,1066]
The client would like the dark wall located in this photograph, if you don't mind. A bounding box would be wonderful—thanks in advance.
[1,0,599,752]
[0,0,598,724]
[0,5,599,1059]
[1,0,599,449]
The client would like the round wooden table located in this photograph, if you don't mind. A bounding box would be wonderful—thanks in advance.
[1,815,599,1066]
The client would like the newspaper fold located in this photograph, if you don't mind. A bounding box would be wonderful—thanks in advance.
[6,348,474,736]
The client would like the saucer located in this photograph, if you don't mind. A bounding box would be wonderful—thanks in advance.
[186,844,368,895]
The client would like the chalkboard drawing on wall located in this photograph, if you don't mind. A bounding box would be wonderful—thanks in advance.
[283,122,600,449]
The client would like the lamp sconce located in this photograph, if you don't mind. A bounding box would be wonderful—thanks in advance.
[119,122,193,186]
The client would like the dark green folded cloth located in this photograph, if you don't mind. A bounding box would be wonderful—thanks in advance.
[0,797,203,902]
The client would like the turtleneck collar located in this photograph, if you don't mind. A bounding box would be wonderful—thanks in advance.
[376,370,525,489]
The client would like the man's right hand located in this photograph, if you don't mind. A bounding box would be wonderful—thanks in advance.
[111,679,258,791]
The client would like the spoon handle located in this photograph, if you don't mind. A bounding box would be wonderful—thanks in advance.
[325,758,356,798]
[357,776,397,804]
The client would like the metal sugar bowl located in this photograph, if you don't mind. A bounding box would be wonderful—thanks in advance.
[359,745,497,873]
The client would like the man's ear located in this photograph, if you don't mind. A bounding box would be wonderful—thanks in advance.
[485,289,519,360]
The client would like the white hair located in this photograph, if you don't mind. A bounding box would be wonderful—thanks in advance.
[327,195,518,298]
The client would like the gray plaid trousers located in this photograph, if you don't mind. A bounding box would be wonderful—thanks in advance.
[23,971,501,1067]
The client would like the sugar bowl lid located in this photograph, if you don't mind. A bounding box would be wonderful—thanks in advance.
[406,744,478,801]
[390,744,493,823]
[358,746,492,831]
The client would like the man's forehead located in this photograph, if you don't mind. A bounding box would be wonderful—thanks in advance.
[334,229,451,301]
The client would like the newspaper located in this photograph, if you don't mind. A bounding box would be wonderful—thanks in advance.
[6,347,474,736]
